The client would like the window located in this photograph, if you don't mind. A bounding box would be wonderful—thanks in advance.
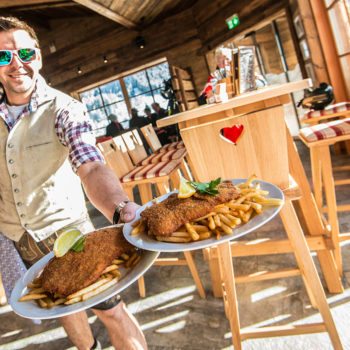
[79,61,171,136]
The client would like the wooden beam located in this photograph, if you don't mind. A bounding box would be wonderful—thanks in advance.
[205,235,329,259]
[72,0,137,29]
[5,1,77,11]
[235,268,301,284]
[241,323,326,340]
[309,0,348,102]
[0,0,65,8]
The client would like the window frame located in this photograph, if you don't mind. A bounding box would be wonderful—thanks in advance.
[76,58,170,135]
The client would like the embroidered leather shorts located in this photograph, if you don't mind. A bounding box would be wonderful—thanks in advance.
[15,215,121,310]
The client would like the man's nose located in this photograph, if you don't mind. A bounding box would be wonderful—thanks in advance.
[10,54,23,68]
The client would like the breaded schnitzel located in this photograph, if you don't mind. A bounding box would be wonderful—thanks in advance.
[41,227,134,297]
[141,182,240,236]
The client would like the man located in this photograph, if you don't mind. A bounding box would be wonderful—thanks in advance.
[151,102,179,143]
[106,113,124,137]
[151,102,167,119]
[129,107,148,129]
[0,17,147,350]
[143,106,157,127]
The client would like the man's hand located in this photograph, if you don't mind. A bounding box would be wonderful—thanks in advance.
[120,202,140,223]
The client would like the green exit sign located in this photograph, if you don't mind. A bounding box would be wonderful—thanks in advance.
[226,14,240,30]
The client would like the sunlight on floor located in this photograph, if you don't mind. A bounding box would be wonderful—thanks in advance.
[0,315,97,350]
[0,304,12,315]
[128,285,196,314]
[1,330,22,338]
[141,310,189,331]
[155,320,187,333]
[251,286,287,303]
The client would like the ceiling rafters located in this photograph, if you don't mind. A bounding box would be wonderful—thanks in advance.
[0,0,67,8]
[72,0,138,29]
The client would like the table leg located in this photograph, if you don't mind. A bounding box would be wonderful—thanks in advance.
[286,128,343,293]
[279,200,343,349]
[217,241,241,349]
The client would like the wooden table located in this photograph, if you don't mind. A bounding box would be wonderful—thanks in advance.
[157,80,343,349]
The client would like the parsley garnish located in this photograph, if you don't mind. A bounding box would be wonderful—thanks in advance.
[71,236,86,252]
[189,178,221,196]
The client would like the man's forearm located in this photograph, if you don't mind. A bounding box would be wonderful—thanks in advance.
[78,162,129,222]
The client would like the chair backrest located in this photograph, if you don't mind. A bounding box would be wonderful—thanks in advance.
[97,137,134,178]
[121,129,148,165]
[170,65,199,112]
[140,124,162,153]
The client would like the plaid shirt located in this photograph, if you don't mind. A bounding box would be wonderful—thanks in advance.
[0,75,104,172]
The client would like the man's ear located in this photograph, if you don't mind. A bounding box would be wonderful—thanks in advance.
[37,50,42,70]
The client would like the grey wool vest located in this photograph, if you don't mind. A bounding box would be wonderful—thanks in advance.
[0,89,88,242]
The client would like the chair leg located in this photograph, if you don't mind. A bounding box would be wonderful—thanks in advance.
[138,183,153,204]
[169,169,180,190]
[123,185,135,202]
[183,251,206,298]
[185,155,200,181]
[202,248,223,297]
[180,159,193,181]
[320,145,342,275]
[155,181,170,196]
[0,274,6,306]
[138,276,146,298]
[310,146,323,211]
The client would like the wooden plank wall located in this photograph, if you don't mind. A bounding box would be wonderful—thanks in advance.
[35,0,323,97]
[192,0,286,51]
[39,9,209,95]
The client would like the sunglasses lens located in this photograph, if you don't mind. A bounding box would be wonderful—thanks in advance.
[0,51,12,66]
[18,48,36,62]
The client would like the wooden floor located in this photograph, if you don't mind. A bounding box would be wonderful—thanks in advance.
[1,140,350,350]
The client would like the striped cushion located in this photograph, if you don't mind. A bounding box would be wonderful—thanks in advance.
[120,159,181,183]
[299,118,350,142]
[158,141,185,153]
[302,102,350,120]
[140,148,187,165]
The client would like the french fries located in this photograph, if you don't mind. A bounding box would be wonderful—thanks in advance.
[19,248,141,308]
[133,176,283,243]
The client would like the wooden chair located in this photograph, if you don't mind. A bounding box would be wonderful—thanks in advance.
[172,102,343,348]
[170,65,199,112]
[300,102,350,126]
[300,102,350,154]
[140,123,194,181]
[97,138,205,299]
[299,117,350,275]
[121,129,149,166]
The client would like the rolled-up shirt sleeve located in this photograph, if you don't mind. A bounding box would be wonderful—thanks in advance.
[55,100,105,172]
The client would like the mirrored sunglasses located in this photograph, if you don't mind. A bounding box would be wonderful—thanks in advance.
[0,48,39,66]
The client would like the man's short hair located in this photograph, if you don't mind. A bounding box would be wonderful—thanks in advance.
[0,16,40,48]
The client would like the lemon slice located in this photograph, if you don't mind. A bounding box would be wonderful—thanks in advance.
[178,176,196,199]
[53,228,82,257]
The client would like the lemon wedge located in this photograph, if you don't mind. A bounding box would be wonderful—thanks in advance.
[178,176,196,199]
[53,228,82,257]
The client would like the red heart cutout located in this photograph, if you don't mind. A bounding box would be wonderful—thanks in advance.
[220,124,244,145]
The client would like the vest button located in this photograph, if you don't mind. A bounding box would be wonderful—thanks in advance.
[11,174,17,178]
[20,214,25,218]
[9,159,14,164]
[8,143,14,148]
[24,224,29,228]
[14,188,20,193]
[17,202,23,207]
